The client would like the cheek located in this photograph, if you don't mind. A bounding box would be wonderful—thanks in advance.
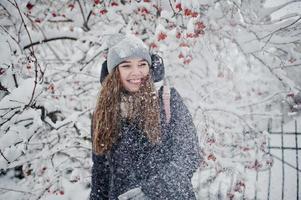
[143,67,150,75]
[119,72,128,86]
[118,68,127,80]
[119,70,128,86]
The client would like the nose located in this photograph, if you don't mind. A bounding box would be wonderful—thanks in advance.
[130,65,143,76]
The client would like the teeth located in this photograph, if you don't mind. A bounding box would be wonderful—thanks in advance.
[128,79,141,84]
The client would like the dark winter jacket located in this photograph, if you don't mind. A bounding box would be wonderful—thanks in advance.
[90,87,201,200]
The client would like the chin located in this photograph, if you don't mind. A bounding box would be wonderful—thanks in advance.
[128,88,139,93]
[125,86,140,93]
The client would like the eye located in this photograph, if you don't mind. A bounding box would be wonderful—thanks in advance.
[120,64,131,68]
[138,63,148,67]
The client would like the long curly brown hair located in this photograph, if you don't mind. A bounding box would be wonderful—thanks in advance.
[92,68,161,155]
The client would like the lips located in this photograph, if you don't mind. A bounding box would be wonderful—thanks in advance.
[128,79,141,84]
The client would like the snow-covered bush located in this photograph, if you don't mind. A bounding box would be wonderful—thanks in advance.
[0,0,300,199]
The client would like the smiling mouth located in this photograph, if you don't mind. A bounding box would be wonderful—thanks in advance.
[128,79,141,84]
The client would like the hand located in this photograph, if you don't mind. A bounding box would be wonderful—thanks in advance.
[118,187,147,200]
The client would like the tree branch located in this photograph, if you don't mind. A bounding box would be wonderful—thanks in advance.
[76,0,90,31]
[261,17,301,49]
[23,36,77,50]
[0,187,34,194]
[13,0,40,109]
[202,107,258,132]
[273,63,301,69]
[0,149,10,163]
[0,82,10,94]
[251,53,287,89]
[260,0,301,20]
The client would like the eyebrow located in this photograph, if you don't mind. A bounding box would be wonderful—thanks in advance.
[119,59,147,65]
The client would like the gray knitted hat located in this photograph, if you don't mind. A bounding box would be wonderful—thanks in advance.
[106,34,151,73]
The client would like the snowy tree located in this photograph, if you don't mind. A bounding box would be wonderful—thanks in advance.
[0,0,300,199]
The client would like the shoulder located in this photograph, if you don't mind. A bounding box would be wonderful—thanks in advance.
[158,86,189,117]
[169,87,185,108]
[170,87,182,100]
[158,86,182,102]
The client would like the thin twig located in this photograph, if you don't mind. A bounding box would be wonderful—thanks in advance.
[76,0,90,31]
[202,107,257,132]
[0,187,34,194]
[13,0,39,109]
[251,53,287,89]
[273,63,301,69]
[168,0,177,17]
[261,17,301,49]
[79,49,104,71]
[47,19,73,23]
[0,149,9,163]
[23,36,77,50]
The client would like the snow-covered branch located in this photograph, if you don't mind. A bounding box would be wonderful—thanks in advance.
[1,0,301,199]
[23,36,77,50]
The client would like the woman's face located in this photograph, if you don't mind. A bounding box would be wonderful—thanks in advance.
[118,58,150,93]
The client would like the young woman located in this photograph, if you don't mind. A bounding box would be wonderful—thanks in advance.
[90,34,201,200]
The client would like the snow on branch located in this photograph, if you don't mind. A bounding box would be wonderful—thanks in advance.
[1,0,301,199]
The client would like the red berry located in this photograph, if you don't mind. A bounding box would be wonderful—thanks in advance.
[179,42,189,47]
[183,59,191,64]
[99,9,107,15]
[195,21,205,30]
[26,3,34,10]
[207,138,215,144]
[111,2,118,6]
[158,32,167,41]
[186,33,195,38]
[0,68,5,75]
[191,12,198,17]
[68,4,75,10]
[289,57,296,63]
[178,52,184,59]
[150,42,158,49]
[48,84,55,93]
[141,7,149,14]
[175,3,182,11]
[207,154,216,161]
[184,8,191,16]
